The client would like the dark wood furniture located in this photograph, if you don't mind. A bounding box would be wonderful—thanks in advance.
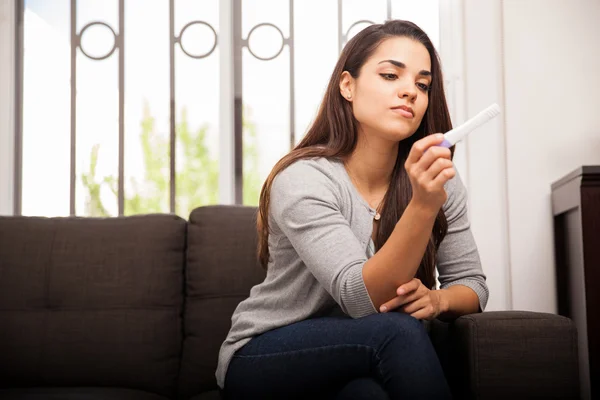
[552,165,600,400]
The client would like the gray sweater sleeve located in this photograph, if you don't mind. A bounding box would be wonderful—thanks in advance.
[270,161,378,318]
[437,168,489,311]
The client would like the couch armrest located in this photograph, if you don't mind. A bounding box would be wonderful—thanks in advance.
[445,311,579,399]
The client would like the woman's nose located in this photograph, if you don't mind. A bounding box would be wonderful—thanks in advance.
[398,84,417,102]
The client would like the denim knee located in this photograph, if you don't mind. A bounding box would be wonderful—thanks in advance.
[365,312,430,345]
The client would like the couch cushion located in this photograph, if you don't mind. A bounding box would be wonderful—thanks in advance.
[0,214,186,398]
[178,206,266,398]
[447,311,580,399]
[0,387,171,400]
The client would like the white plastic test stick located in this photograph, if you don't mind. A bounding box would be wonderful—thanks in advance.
[440,103,501,148]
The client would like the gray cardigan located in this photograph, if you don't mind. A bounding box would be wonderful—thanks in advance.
[216,157,489,388]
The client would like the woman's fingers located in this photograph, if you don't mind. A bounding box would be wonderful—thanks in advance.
[421,157,454,183]
[380,291,420,313]
[416,145,452,174]
[402,296,428,314]
[431,166,456,187]
[397,278,421,295]
[379,279,427,313]
[405,134,455,212]
[405,134,445,166]
[410,305,435,321]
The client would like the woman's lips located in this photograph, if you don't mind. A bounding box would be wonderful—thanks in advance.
[391,108,414,118]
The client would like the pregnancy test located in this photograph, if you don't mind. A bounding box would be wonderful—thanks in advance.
[439,103,501,148]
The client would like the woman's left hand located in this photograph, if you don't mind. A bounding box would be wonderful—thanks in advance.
[379,278,448,321]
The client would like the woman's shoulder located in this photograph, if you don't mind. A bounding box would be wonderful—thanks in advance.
[271,157,346,206]
[274,157,343,188]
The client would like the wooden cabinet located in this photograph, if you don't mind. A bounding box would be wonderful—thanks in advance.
[551,166,600,400]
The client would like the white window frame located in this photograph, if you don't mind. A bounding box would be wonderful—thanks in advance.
[8,0,456,215]
[0,0,17,215]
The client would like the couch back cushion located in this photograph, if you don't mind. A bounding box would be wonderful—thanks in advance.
[0,214,186,397]
[178,206,266,398]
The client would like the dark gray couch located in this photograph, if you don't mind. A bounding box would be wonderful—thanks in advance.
[0,206,580,399]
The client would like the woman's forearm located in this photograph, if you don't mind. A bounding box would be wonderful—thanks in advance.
[437,285,480,321]
[362,200,437,310]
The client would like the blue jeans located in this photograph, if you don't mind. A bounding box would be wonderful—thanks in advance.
[223,312,452,399]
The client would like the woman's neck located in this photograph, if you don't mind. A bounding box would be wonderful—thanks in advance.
[344,129,398,193]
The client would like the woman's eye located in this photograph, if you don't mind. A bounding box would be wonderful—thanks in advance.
[380,74,430,92]
[417,83,430,92]
[380,73,397,80]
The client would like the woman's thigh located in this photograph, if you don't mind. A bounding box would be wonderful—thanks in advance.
[223,312,442,400]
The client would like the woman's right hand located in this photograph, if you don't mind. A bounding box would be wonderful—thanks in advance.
[404,133,455,214]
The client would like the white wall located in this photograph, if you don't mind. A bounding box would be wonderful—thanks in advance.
[463,0,514,312]
[503,0,600,312]
[440,0,512,312]
[457,0,600,314]
[0,0,15,215]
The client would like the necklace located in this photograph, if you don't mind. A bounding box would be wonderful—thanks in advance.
[372,197,384,221]
[374,208,382,221]
[344,162,385,221]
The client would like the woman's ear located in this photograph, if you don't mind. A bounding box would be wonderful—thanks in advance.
[339,71,354,101]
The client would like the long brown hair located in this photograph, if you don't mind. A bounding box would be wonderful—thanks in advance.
[257,20,453,290]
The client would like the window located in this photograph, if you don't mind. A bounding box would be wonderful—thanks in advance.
[16,0,440,218]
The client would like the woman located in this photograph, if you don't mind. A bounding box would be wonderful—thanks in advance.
[217,20,488,399]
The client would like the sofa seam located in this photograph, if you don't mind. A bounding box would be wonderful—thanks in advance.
[174,221,190,400]
[39,220,58,383]
[571,320,578,391]
[471,318,480,400]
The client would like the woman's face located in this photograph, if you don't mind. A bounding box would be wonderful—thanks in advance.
[340,36,432,142]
